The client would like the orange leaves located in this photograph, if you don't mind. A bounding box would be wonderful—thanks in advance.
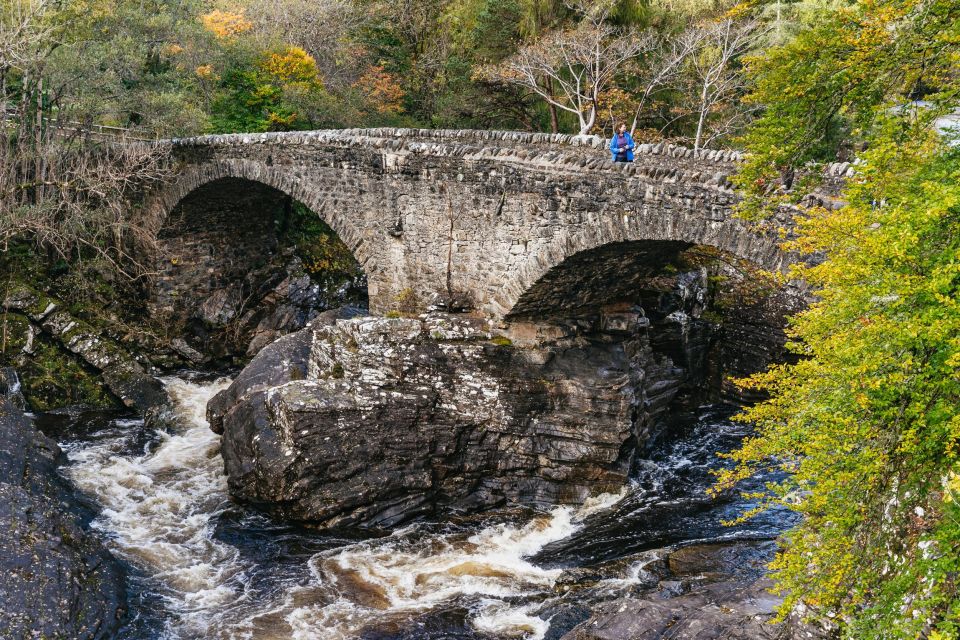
[353,65,405,115]
[201,9,252,39]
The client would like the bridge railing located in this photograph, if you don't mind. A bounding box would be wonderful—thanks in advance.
[0,107,156,142]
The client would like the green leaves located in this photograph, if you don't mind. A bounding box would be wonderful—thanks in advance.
[732,0,960,220]
[716,1,960,634]
[720,130,960,636]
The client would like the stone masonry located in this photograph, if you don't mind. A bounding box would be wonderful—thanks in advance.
[144,128,855,321]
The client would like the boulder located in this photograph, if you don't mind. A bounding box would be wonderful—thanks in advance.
[558,578,808,640]
[556,541,832,640]
[0,395,126,639]
[211,302,710,528]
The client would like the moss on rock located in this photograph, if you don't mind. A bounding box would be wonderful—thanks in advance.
[13,334,118,411]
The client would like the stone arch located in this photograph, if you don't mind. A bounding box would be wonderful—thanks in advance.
[489,205,787,319]
[143,159,375,273]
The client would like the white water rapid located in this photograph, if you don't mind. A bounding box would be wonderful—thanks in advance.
[63,377,625,640]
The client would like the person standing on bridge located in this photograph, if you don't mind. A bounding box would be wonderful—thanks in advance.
[610,123,635,163]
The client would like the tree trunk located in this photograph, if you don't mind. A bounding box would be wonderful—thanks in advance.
[580,107,596,136]
[694,82,710,153]
[545,76,559,133]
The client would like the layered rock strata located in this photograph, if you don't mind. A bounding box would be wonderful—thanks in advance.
[209,277,713,527]
[559,542,827,640]
[2,284,167,413]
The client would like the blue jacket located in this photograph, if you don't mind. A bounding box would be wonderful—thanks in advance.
[609,132,635,162]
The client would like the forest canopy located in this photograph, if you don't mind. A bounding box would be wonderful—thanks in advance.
[0,0,831,143]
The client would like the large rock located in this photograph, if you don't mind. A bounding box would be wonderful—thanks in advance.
[559,578,808,640]
[210,288,712,528]
[0,395,126,639]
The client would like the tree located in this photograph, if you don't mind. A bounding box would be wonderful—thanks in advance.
[244,0,367,86]
[677,18,759,152]
[732,0,959,219]
[479,2,645,135]
[626,28,698,136]
[0,0,174,276]
[714,0,960,636]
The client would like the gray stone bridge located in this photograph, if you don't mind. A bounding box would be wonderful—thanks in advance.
[141,128,858,524]
[144,128,852,322]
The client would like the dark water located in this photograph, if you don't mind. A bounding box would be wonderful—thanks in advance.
[51,379,794,640]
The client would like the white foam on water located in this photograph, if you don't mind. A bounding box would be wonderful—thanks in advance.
[472,600,551,639]
[64,375,627,640]
[285,489,626,639]
[66,377,247,638]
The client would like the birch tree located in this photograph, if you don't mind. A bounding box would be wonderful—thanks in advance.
[627,29,698,136]
[478,3,644,135]
[679,18,759,152]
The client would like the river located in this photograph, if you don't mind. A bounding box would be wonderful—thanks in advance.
[49,375,793,639]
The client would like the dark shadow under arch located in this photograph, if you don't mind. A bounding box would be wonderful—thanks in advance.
[506,240,696,321]
[152,177,367,361]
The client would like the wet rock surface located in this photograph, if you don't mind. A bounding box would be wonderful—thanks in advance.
[560,578,798,640]
[210,273,714,528]
[2,283,167,413]
[557,542,828,640]
[0,395,126,639]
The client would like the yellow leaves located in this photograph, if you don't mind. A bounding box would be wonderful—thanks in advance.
[262,47,319,85]
[944,470,960,503]
[195,64,214,79]
[723,1,756,21]
[353,65,405,115]
[201,9,252,39]
[267,111,298,128]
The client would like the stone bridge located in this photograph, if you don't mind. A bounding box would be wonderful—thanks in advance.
[144,128,852,323]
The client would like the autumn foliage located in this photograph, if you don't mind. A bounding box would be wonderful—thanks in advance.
[354,65,405,115]
[714,0,960,636]
[201,9,252,39]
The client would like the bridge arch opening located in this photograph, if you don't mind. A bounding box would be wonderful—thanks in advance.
[151,177,367,362]
[493,237,801,488]
[503,238,801,401]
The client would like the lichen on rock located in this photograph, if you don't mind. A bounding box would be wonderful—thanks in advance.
[210,272,716,528]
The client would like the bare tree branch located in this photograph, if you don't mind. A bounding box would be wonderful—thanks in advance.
[677,18,761,152]
[478,2,645,135]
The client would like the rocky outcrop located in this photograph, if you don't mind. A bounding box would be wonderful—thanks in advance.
[209,272,713,528]
[2,284,167,413]
[561,578,804,640]
[0,390,126,639]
